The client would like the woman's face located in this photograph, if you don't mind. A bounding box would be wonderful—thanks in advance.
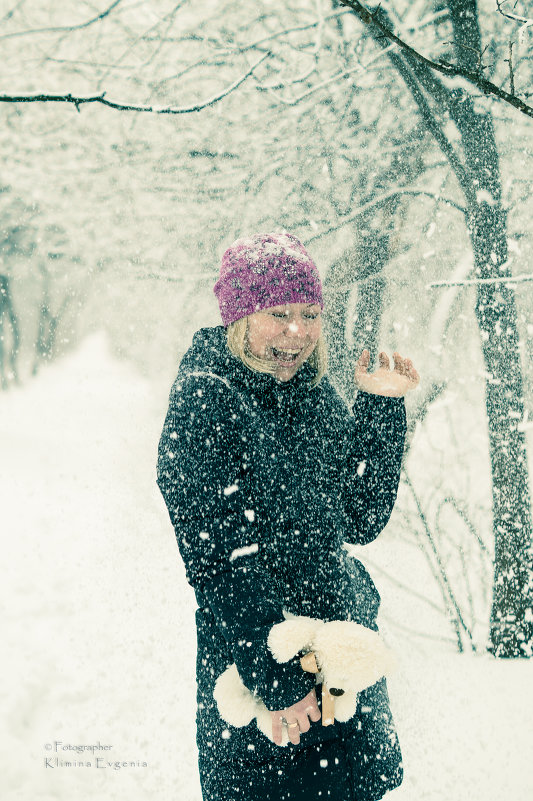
[246,302,322,382]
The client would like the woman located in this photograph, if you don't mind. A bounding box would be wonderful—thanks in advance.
[157,232,419,801]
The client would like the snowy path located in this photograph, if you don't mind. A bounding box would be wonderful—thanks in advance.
[1,335,532,800]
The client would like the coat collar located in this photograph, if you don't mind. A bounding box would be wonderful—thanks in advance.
[179,326,319,408]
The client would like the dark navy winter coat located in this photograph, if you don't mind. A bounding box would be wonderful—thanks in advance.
[157,326,407,801]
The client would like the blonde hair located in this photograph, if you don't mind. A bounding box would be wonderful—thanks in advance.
[226,317,327,387]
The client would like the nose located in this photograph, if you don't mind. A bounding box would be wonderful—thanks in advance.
[287,317,306,337]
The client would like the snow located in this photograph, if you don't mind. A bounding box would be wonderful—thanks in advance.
[476,189,497,207]
[2,334,533,801]
[1,334,200,800]
[230,543,259,561]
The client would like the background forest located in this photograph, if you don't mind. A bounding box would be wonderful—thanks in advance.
[1,1,533,800]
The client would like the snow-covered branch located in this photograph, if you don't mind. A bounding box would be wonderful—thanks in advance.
[428,273,533,289]
[496,0,533,27]
[0,53,270,114]
[340,0,533,119]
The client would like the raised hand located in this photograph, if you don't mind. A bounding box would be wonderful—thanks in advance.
[271,688,321,746]
[354,350,420,398]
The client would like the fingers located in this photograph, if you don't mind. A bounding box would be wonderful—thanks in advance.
[405,359,420,386]
[286,710,313,743]
[354,348,420,395]
[354,349,370,375]
[271,714,283,747]
[286,719,301,745]
[271,689,321,747]
[392,352,404,373]
[273,716,284,747]
[393,352,420,386]
[392,352,412,376]
[378,351,390,370]
[297,714,310,734]
[271,715,301,746]
[285,709,315,744]
[303,689,321,722]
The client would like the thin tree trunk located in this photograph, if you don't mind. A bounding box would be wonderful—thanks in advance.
[0,274,20,388]
[324,195,400,401]
[324,236,387,404]
[324,253,355,402]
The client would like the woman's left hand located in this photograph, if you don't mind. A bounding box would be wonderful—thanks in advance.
[354,350,420,397]
[271,689,321,747]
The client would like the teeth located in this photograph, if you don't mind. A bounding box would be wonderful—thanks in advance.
[272,346,302,363]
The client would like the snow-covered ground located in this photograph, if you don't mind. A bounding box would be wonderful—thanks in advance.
[2,334,532,801]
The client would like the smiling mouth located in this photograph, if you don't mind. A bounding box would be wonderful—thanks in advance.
[271,347,303,365]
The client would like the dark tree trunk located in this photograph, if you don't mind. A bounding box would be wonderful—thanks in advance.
[447,0,533,657]
[341,0,533,656]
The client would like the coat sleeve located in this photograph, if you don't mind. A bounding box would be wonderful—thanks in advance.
[156,375,314,711]
[341,390,407,545]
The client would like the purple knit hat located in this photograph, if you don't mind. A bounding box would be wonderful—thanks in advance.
[214,232,323,326]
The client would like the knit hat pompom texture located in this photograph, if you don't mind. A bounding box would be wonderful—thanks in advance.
[214,232,323,326]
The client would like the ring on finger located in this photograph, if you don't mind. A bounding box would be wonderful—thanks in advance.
[287,722,299,728]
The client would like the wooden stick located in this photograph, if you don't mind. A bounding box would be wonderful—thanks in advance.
[300,652,319,673]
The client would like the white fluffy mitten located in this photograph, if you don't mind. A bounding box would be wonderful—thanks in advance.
[213,615,395,746]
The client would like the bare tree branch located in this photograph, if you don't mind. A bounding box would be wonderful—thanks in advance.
[0,0,124,40]
[218,8,353,54]
[340,0,533,118]
[385,48,474,202]
[356,553,449,616]
[428,272,533,289]
[403,468,477,652]
[304,188,466,246]
[254,44,395,104]
[496,0,533,26]
[1,1,25,24]
[0,53,270,114]
[138,8,448,49]
[94,2,183,87]
[376,613,459,646]
[438,496,491,557]
[506,40,516,94]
